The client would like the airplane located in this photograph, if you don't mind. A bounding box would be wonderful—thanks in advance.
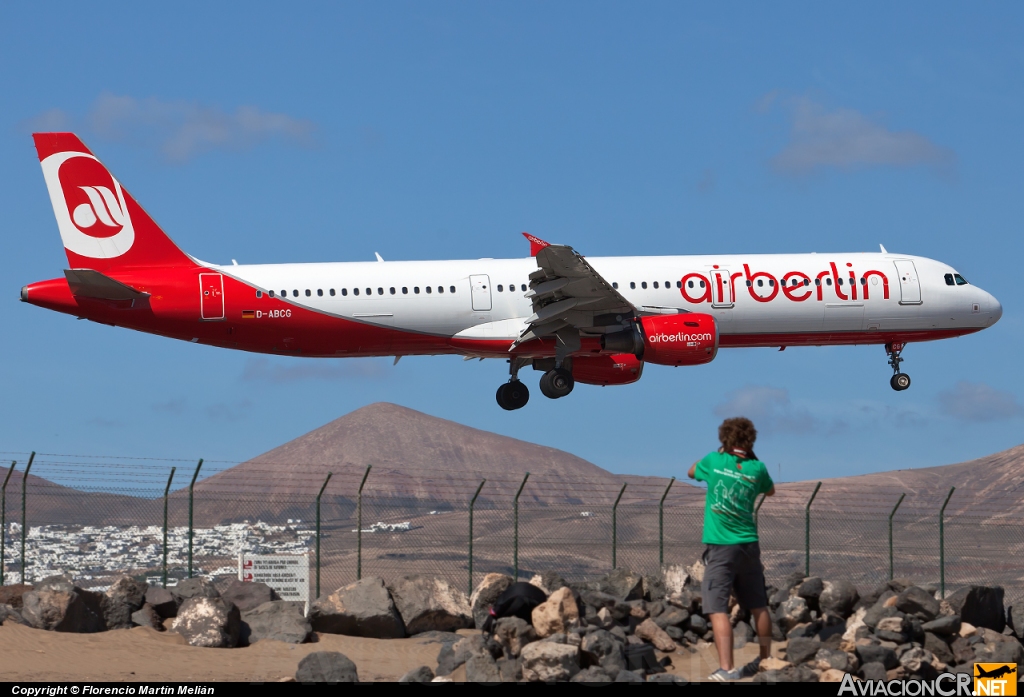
[21,133,1003,411]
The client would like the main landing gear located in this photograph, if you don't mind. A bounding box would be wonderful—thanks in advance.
[496,358,530,411]
[886,342,911,391]
[539,368,574,399]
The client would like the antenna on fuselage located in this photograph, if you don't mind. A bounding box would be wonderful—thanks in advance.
[375,252,384,262]
[879,244,888,253]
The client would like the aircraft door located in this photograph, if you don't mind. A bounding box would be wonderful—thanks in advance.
[710,268,734,308]
[893,260,922,305]
[470,274,492,311]
[199,273,225,320]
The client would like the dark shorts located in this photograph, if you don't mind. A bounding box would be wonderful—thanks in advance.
[700,542,768,615]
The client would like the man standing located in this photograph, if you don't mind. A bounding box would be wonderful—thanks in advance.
[687,417,775,682]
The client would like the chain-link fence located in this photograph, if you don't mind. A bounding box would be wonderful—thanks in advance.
[1,451,1023,612]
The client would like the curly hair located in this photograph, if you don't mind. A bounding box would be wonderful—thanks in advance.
[718,417,757,454]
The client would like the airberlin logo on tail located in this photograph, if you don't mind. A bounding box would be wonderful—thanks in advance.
[40,151,135,259]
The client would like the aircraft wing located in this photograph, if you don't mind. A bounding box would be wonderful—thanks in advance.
[515,244,637,355]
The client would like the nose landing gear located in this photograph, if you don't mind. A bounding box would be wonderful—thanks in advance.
[886,342,911,391]
[496,358,531,411]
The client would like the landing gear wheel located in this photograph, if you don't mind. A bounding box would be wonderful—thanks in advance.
[890,373,911,391]
[496,381,530,410]
[539,368,574,399]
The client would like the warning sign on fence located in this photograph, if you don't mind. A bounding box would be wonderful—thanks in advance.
[238,553,309,614]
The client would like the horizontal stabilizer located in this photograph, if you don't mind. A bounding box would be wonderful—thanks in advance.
[64,269,149,301]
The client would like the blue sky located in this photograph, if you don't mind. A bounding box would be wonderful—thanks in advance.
[1,3,1021,483]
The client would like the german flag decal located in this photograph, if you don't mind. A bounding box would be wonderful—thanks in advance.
[242,310,255,319]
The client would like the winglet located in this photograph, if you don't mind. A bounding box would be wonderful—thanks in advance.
[879,244,888,254]
[522,232,551,257]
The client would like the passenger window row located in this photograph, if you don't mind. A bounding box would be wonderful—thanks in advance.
[256,286,457,299]
[496,284,528,292]
[611,281,682,290]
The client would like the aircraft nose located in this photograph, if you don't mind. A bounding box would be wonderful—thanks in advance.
[985,290,1002,324]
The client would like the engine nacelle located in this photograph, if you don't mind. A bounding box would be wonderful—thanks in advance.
[572,354,644,386]
[638,313,719,366]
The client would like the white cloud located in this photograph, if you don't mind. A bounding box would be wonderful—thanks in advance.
[713,385,817,434]
[24,93,315,162]
[768,96,953,175]
[937,382,1023,422]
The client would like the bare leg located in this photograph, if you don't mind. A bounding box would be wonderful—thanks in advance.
[750,607,773,660]
[709,612,734,671]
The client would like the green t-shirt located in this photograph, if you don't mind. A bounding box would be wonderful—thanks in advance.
[695,451,774,545]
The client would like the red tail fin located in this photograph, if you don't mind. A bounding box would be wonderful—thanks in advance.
[33,133,194,271]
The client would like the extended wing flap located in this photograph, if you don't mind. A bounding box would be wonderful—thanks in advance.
[65,269,150,301]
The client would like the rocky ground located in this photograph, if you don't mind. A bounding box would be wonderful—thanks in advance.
[1,562,1022,682]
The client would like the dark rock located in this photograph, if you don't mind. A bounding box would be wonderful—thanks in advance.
[786,637,821,664]
[776,596,811,630]
[1010,605,1024,640]
[388,575,472,635]
[496,656,521,682]
[923,632,954,665]
[144,587,178,619]
[20,579,105,633]
[643,574,666,602]
[887,578,914,593]
[863,602,900,628]
[664,625,683,641]
[733,621,754,648]
[102,575,148,630]
[581,628,626,673]
[295,651,359,683]
[571,666,614,683]
[0,584,33,609]
[647,600,665,619]
[221,580,278,613]
[609,625,628,642]
[859,586,896,610]
[398,666,434,683]
[170,578,220,606]
[687,614,707,634]
[411,630,463,644]
[171,597,241,648]
[797,577,824,601]
[895,586,939,621]
[769,587,791,609]
[600,569,644,601]
[494,616,536,657]
[921,614,958,634]
[309,576,405,638]
[819,580,860,618]
[860,662,888,681]
[615,669,644,683]
[0,603,28,626]
[973,633,1024,668]
[465,653,501,683]
[469,573,513,629]
[816,648,851,673]
[240,600,311,645]
[130,603,163,630]
[683,630,699,644]
[436,634,493,676]
[856,644,898,670]
[945,586,1005,632]
[787,621,821,639]
[950,636,974,665]
[653,607,689,629]
[754,665,819,683]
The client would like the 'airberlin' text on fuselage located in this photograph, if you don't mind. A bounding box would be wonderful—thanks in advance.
[679,263,891,305]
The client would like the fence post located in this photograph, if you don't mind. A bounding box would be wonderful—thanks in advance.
[513,472,530,580]
[612,483,627,569]
[162,467,176,588]
[187,459,203,579]
[939,487,955,598]
[21,452,34,584]
[1,461,15,586]
[315,472,333,599]
[754,493,767,529]
[468,479,486,596]
[658,478,675,566]
[804,481,821,577]
[887,493,906,581]
[356,465,371,581]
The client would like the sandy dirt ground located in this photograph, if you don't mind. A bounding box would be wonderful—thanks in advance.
[0,623,780,682]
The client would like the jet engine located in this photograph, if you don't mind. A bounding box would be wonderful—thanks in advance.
[601,313,718,367]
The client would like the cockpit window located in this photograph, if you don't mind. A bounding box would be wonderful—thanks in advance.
[954,274,969,286]
[944,273,955,286]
